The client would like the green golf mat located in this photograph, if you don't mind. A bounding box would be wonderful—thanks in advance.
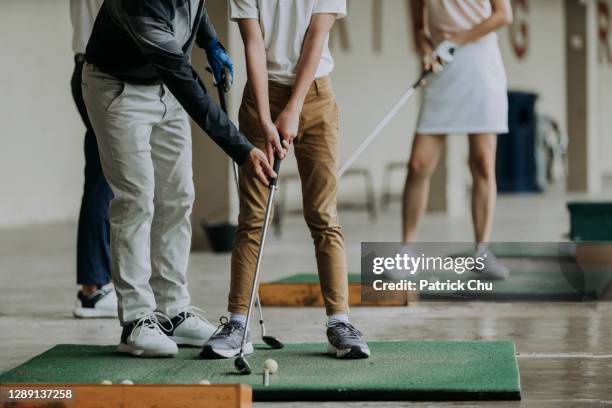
[0,342,520,401]
[277,268,612,300]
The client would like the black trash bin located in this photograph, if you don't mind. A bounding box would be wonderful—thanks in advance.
[496,91,540,192]
[201,221,236,253]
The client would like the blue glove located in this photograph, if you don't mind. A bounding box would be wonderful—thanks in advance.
[205,38,234,89]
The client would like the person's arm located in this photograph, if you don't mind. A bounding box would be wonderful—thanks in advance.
[237,19,287,164]
[410,0,432,56]
[274,13,337,143]
[444,0,513,45]
[122,3,275,184]
[196,8,234,85]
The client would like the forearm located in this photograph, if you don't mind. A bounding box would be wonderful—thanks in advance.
[246,41,273,127]
[454,0,513,45]
[287,14,336,112]
[156,59,254,164]
[410,0,429,55]
[238,20,273,127]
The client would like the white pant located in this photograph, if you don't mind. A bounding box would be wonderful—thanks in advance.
[82,63,193,324]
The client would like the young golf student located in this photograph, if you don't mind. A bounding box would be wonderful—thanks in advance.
[201,0,370,359]
[82,0,276,358]
[402,0,513,279]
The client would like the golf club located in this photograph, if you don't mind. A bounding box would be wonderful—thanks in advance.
[211,66,284,350]
[338,40,457,178]
[235,151,282,375]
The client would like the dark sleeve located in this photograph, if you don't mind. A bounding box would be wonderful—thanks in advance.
[195,8,217,50]
[122,2,253,165]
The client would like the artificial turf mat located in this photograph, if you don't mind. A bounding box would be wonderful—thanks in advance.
[0,342,521,401]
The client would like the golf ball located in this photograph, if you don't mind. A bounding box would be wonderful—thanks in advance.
[263,359,278,374]
[198,379,211,385]
[121,379,134,385]
[100,380,112,385]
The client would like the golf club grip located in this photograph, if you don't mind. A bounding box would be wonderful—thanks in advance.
[270,156,282,186]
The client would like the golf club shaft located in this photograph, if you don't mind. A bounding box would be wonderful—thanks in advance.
[239,185,277,354]
[337,70,432,179]
[215,76,271,341]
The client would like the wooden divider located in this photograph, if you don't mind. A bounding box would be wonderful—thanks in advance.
[258,282,418,307]
[1,384,252,408]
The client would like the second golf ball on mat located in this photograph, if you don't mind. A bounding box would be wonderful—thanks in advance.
[263,359,278,374]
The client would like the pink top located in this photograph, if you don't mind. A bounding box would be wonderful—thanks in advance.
[425,0,492,45]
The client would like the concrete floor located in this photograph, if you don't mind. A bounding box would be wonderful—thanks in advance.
[1,188,612,407]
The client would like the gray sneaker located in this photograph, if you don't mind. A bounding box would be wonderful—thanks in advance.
[199,317,253,359]
[326,321,370,359]
[472,247,510,280]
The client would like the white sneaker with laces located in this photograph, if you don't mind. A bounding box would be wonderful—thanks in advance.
[161,307,217,346]
[117,313,178,357]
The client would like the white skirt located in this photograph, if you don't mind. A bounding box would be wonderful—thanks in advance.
[416,34,509,135]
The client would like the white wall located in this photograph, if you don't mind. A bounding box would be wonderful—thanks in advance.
[0,0,83,227]
[598,1,612,174]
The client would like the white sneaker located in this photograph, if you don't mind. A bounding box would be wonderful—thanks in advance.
[117,313,178,358]
[161,307,217,347]
[73,283,118,318]
[472,246,510,280]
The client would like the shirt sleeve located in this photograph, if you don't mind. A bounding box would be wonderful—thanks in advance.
[229,0,259,21]
[314,0,347,19]
[195,7,217,49]
[122,2,254,165]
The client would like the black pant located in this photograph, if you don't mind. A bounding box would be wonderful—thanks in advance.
[72,56,113,286]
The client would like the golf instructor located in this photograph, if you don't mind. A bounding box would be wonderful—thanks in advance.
[82,0,276,358]
[201,0,370,360]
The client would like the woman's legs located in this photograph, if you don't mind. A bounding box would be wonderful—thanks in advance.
[402,133,446,244]
[468,133,498,244]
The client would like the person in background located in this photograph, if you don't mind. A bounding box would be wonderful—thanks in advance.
[70,0,117,318]
[402,0,513,279]
[82,0,277,358]
[201,0,370,360]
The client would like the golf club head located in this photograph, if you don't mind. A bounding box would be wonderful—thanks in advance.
[234,356,252,375]
[262,335,284,349]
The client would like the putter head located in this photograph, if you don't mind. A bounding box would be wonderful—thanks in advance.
[234,356,252,375]
[262,335,284,349]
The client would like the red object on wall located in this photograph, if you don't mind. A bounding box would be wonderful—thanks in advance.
[598,0,612,64]
[510,0,529,59]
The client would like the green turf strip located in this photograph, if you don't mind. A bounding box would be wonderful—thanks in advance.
[276,268,612,300]
[0,342,520,401]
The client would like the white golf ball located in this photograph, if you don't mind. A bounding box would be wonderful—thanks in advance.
[263,359,278,374]
[198,379,211,385]
[100,380,112,385]
[121,379,134,385]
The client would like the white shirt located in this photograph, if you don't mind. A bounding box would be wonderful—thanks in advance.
[230,0,346,85]
[70,0,104,54]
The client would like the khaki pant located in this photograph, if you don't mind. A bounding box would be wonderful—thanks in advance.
[82,63,193,324]
[229,77,349,315]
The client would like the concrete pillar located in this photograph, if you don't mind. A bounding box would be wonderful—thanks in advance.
[565,0,601,192]
[190,2,237,250]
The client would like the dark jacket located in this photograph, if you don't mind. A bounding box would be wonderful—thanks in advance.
[86,0,253,164]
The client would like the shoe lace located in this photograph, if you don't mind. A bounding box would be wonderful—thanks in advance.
[212,316,243,338]
[181,306,213,330]
[328,321,363,339]
[129,312,171,342]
